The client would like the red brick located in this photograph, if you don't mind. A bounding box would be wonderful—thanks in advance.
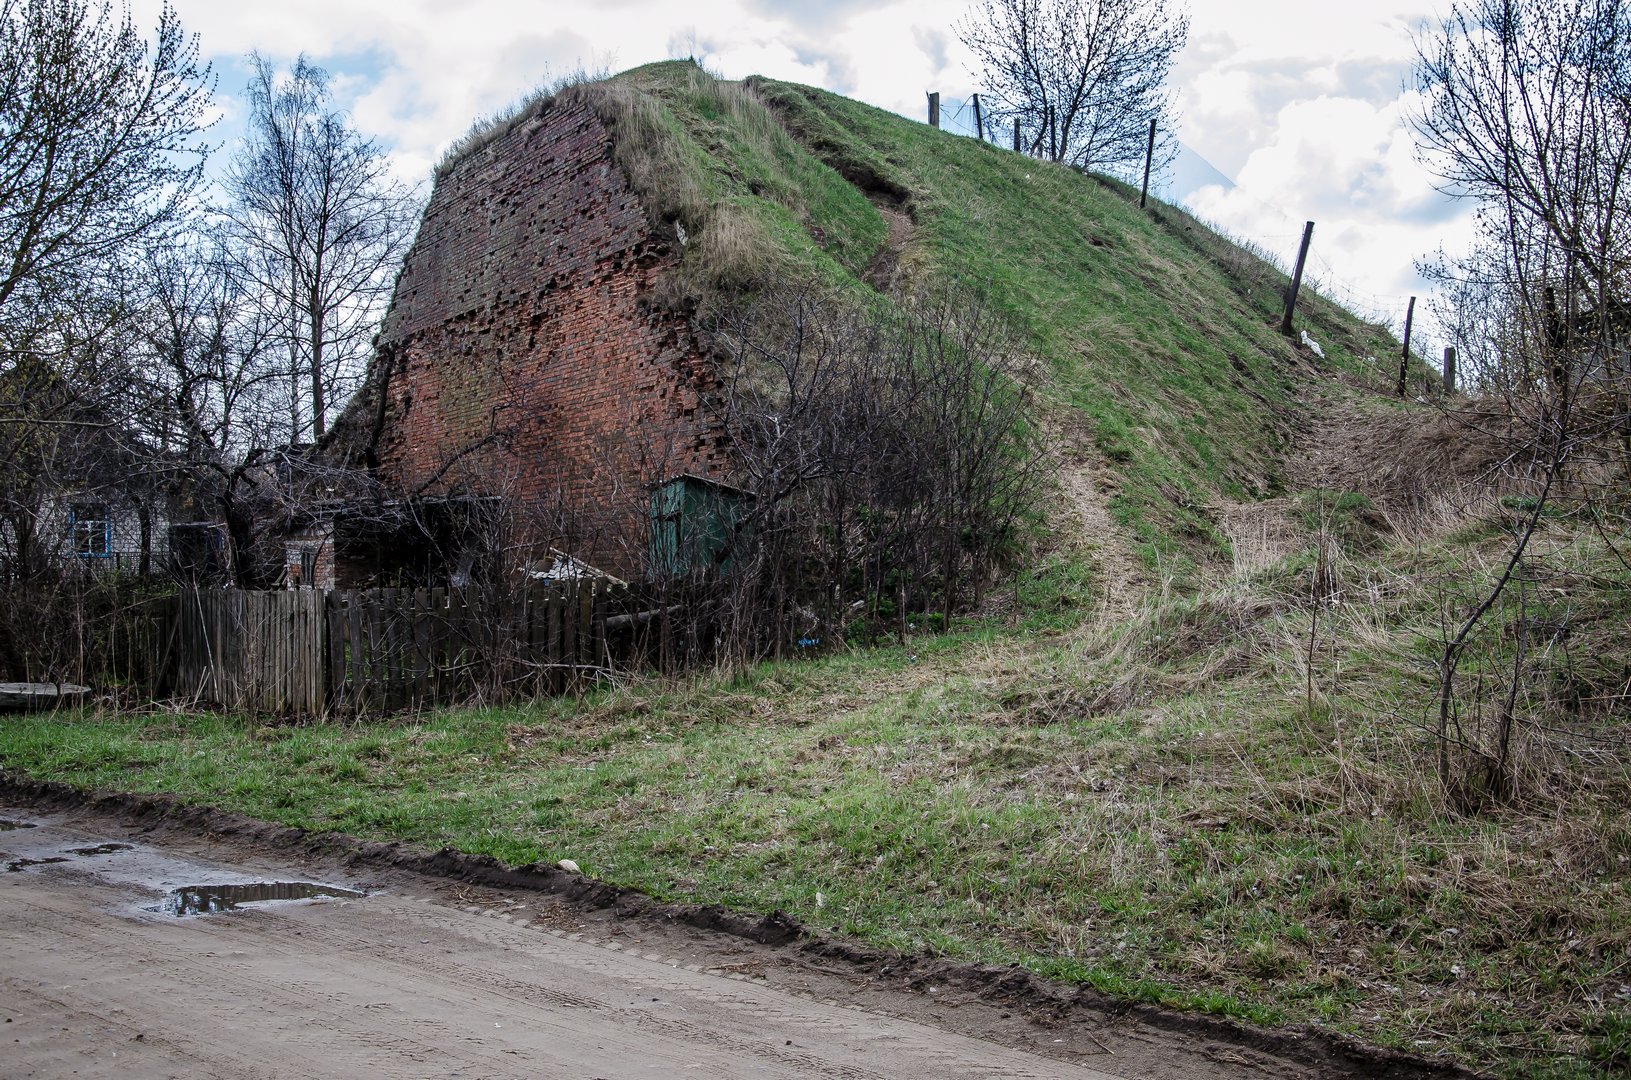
[371,99,726,574]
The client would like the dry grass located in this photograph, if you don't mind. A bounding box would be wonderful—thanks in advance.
[167,61,1631,1076]
[670,201,785,295]
[4,510,1628,1075]
[435,62,616,176]
[595,64,885,309]
[434,61,881,315]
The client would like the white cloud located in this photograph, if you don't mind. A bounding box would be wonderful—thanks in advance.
[126,0,1477,349]
[1163,2,1482,350]
[1183,90,1476,349]
[141,0,969,179]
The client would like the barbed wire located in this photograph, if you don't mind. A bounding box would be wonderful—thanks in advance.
[931,94,988,141]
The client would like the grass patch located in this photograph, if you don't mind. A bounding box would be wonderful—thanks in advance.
[6,518,1628,1079]
[10,62,1620,1080]
[744,76,1414,584]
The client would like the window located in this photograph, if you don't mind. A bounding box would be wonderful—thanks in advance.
[70,504,111,557]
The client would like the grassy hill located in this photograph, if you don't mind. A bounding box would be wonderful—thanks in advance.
[581,60,1408,589]
[3,62,1626,1079]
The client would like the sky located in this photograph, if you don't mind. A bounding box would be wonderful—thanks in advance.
[131,0,1476,353]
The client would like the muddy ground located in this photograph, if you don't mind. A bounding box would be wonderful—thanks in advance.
[0,776,1473,1079]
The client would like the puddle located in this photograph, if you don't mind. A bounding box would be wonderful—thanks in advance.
[66,843,133,856]
[0,819,37,831]
[149,881,364,917]
[5,842,131,870]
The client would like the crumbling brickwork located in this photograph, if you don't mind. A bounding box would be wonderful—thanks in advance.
[371,97,727,574]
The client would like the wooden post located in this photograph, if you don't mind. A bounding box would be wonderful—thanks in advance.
[1013,117,1020,152]
[324,591,342,712]
[927,92,939,128]
[1048,106,1057,160]
[1139,118,1157,208]
[1397,295,1417,397]
[545,586,560,685]
[1280,221,1315,335]
[1443,345,1457,394]
[972,93,984,141]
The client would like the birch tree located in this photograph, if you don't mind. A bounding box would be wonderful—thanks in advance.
[223,54,417,444]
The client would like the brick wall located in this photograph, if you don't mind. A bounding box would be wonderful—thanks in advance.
[372,97,728,575]
[282,524,336,590]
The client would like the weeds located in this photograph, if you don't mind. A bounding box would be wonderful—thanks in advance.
[6,513,1626,1077]
[5,59,1627,1080]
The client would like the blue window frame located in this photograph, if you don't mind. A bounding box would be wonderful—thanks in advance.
[70,503,112,558]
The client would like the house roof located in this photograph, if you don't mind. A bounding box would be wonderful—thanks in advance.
[652,472,752,498]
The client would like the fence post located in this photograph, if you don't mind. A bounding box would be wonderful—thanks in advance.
[1280,221,1315,335]
[325,590,343,712]
[1397,295,1417,397]
[972,93,984,141]
[1139,118,1156,209]
[593,582,610,669]
[347,592,365,708]
[1012,117,1020,152]
[1443,345,1457,394]
[927,91,939,128]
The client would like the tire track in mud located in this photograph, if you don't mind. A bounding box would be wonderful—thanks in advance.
[263,899,1061,1079]
[1,973,254,1080]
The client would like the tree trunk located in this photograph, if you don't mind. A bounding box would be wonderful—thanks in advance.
[288,256,302,441]
[138,502,152,578]
[308,283,326,439]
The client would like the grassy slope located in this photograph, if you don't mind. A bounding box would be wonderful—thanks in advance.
[5,511,1626,1076]
[749,76,1396,577]
[608,61,1404,580]
[4,65,1626,1079]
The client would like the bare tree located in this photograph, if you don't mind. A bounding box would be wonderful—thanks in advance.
[0,0,212,682]
[135,234,274,457]
[223,53,418,444]
[1413,0,1631,324]
[0,0,211,579]
[957,0,1187,176]
[667,282,1046,661]
[0,0,210,357]
[1410,0,1631,804]
[127,229,304,584]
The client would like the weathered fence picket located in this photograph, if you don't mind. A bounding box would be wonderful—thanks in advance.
[173,589,327,714]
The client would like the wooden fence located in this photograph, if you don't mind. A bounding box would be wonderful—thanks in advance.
[174,589,328,713]
[172,579,630,715]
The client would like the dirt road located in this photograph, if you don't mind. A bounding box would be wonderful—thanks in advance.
[3,807,1137,1080]
[0,797,1454,1080]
